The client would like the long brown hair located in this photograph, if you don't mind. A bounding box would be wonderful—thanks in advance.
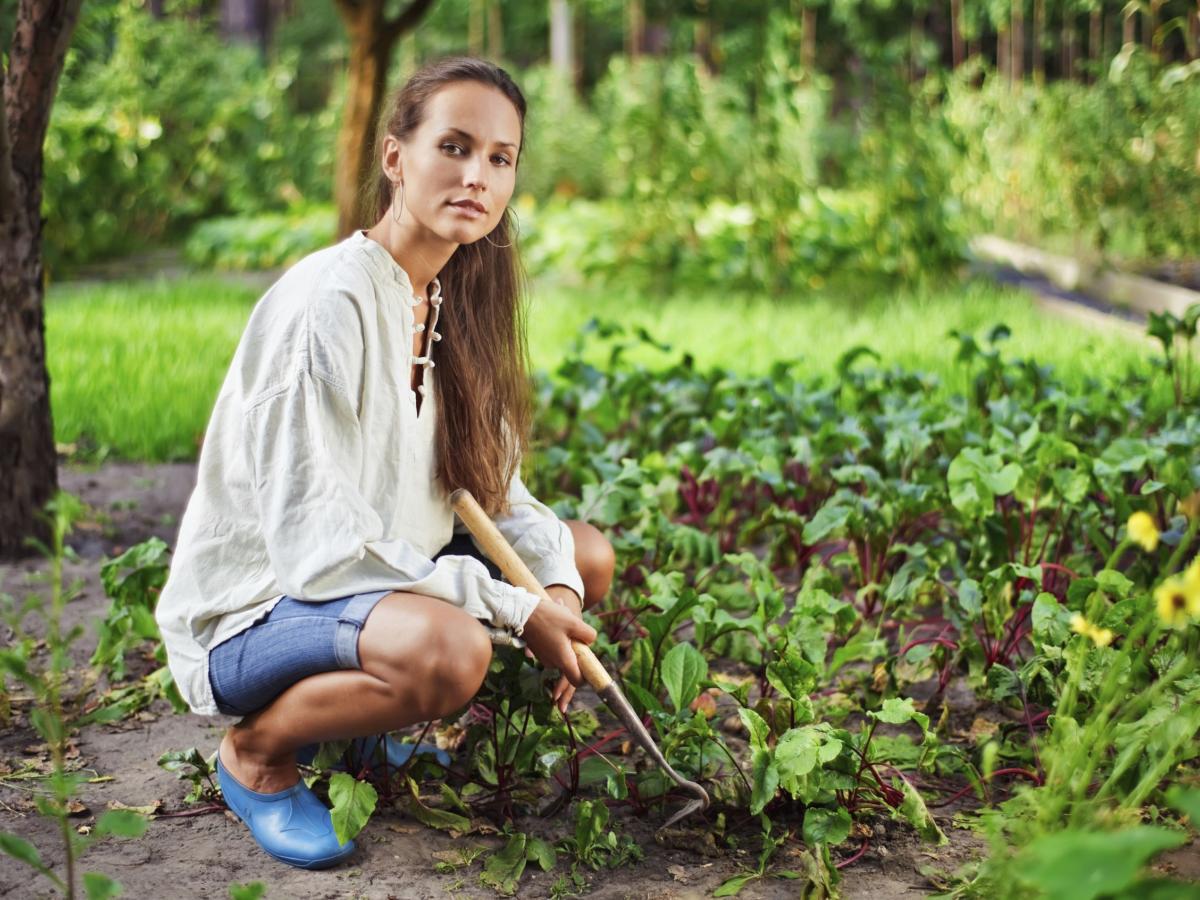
[364,58,531,517]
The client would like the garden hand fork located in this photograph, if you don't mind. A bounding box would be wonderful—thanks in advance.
[450,488,711,829]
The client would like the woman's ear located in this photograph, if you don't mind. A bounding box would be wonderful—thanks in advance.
[381,134,404,184]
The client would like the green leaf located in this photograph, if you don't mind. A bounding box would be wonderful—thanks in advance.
[870,697,930,735]
[802,806,852,846]
[93,810,148,839]
[0,830,53,878]
[404,777,471,836]
[480,833,528,896]
[802,503,852,544]
[328,773,378,844]
[525,837,557,872]
[765,646,818,703]
[948,448,1022,518]
[749,748,779,816]
[1019,827,1187,900]
[738,708,771,751]
[82,872,122,900]
[895,778,946,845]
[713,872,760,897]
[1032,593,1071,646]
[227,884,267,900]
[775,726,820,780]
[660,642,707,713]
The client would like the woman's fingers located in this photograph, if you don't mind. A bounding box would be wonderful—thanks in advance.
[552,674,575,714]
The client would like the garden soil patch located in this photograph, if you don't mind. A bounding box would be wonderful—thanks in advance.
[1,463,982,899]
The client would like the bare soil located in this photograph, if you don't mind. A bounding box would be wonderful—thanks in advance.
[0,463,983,899]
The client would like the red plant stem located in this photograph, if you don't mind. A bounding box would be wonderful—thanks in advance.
[1035,505,1063,565]
[835,837,871,869]
[573,726,629,765]
[1022,488,1040,565]
[1039,561,1078,581]
[898,634,958,656]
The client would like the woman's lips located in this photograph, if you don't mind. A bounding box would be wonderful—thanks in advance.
[449,200,485,219]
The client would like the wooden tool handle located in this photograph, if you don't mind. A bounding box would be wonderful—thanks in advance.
[450,489,612,690]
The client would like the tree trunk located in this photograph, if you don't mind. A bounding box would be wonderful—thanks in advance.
[1,0,85,559]
[220,0,272,55]
[1011,0,1024,83]
[694,0,714,73]
[1193,3,1200,60]
[626,0,643,59]
[549,0,573,77]
[802,6,816,71]
[1090,7,1102,82]
[1061,7,1074,80]
[998,25,1010,83]
[1032,0,1044,83]
[1123,7,1136,46]
[950,0,964,68]
[1146,0,1160,54]
[332,0,436,239]
[487,0,503,60]
[468,0,483,57]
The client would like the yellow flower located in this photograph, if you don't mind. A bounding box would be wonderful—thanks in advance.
[1070,613,1116,647]
[1186,556,1200,589]
[1154,575,1200,629]
[1127,511,1160,553]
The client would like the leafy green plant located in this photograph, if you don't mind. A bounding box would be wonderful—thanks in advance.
[0,493,148,898]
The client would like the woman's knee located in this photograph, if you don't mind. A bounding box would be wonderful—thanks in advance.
[566,521,615,610]
[358,593,492,717]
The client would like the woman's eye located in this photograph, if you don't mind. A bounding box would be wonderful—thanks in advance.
[441,143,465,155]
[492,155,512,166]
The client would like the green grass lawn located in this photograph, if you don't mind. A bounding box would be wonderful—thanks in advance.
[47,272,1160,462]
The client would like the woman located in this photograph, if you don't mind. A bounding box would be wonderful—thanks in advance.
[155,57,611,870]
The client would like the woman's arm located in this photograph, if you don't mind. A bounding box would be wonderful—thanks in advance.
[244,367,540,635]
[476,470,586,601]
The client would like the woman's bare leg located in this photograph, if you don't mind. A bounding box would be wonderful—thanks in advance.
[218,592,492,793]
[564,520,615,610]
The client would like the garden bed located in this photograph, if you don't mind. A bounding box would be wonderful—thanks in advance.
[0,463,982,898]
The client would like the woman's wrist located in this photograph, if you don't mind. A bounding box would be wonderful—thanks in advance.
[544,583,583,616]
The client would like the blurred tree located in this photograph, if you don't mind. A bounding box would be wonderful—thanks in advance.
[333,0,435,236]
[550,0,574,77]
[0,0,81,557]
[220,0,273,53]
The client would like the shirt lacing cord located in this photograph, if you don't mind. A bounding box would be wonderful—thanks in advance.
[414,277,443,398]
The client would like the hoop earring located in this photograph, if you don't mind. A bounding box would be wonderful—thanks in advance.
[391,180,405,224]
[484,208,519,249]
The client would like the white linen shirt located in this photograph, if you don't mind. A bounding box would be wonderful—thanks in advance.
[156,230,584,716]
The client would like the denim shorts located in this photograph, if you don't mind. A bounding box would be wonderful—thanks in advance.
[208,533,501,717]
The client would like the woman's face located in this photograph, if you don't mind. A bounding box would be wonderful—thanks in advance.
[392,81,522,246]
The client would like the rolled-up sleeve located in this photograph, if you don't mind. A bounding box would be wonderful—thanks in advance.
[482,469,585,600]
[244,368,541,633]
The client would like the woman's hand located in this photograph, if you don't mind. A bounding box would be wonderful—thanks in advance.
[544,585,585,713]
[519,587,594,714]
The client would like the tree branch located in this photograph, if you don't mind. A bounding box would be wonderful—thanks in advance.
[382,0,436,47]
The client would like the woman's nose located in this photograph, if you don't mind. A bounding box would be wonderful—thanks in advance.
[463,153,488,191]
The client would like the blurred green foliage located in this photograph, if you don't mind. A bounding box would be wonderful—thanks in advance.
[947,49,1200,261]
[36,0,1200,290]
[43,0,337,269]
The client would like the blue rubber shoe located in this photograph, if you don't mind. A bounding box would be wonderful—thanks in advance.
[216,753,355,869]
[297,734,451,771]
